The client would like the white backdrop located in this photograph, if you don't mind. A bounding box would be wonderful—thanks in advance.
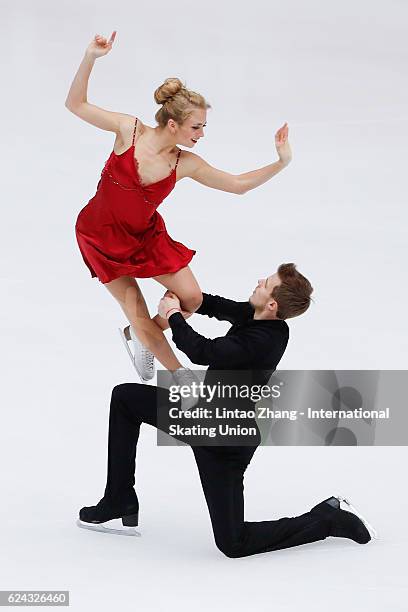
[1,0,407,610]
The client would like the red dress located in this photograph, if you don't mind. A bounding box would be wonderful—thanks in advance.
[75,117,196,283]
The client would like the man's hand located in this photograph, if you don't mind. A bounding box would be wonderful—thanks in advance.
[158,291,181,319]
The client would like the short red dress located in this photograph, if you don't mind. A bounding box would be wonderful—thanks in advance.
[75,117,196,283]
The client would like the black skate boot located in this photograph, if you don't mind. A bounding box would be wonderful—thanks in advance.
[77,496,140,537]
[310,495,378,544]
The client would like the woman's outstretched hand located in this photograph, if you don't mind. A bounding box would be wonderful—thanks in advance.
[86,31,117,59]
[275,123,292,166]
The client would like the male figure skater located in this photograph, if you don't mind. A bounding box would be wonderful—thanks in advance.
[77,263,377,557]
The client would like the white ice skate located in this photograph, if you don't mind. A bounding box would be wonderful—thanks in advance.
[119,325,155,382]
[172,367,201,412]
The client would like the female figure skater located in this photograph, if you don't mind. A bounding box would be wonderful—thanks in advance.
[65,31,292,383]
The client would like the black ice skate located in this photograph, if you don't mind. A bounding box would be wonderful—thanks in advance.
[77,496,140,537]
[310,495,378,544]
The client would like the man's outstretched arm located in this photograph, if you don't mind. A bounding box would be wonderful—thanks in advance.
[195,293,254,324]
[154,292,254,332]
[168,311,271,367]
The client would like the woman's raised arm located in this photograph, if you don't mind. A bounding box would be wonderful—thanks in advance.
[65,31,130,134]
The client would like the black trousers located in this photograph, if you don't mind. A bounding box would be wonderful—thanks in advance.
[104,383,331,558]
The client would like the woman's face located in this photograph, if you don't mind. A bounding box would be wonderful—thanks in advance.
[173,108,207,148]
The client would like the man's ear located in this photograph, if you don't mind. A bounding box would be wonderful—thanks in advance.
[267,298,278,314]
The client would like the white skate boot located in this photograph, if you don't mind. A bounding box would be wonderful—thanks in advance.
[119,325,155,382]
[172,367,201,412]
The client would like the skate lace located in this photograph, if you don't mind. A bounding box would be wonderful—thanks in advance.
[142,348,155,372]
[337,495,379,539]
[129,327,154,373]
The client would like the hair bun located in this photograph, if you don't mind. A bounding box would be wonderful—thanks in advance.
[154,77,185,104]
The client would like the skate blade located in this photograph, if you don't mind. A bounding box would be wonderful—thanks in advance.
[118,328,150,382]
[76,518,141,537]
[337,495,379,540]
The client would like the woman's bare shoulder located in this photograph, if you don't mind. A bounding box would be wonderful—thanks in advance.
[119,115,147,140]
[177,150,207,178]
[113,116,153,152]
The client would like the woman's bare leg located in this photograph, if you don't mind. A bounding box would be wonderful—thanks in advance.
[152,266,203,331]
[104,275,181,371]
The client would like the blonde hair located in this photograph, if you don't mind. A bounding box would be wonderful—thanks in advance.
[154,77,211,128]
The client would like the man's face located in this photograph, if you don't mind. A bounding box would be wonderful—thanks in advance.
[249,272,281,311]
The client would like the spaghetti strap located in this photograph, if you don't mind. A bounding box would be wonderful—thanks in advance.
[131,117,138,147]
[174,148,181,170]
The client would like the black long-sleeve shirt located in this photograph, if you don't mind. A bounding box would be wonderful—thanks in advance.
[168,293,289,377]
[168,293,289,449]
